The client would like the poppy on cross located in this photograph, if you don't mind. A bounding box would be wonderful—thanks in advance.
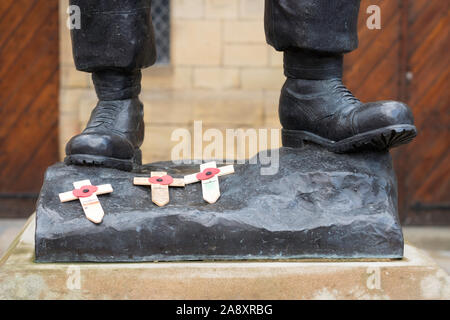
[134,172,185,207]
[58,179,113,224]
[184,161,235,204]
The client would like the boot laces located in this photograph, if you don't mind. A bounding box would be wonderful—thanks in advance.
[88,103,122,128]
[329,78,360,105]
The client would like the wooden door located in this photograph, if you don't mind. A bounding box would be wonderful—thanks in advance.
[344,0,449,224]
[0,0,59,217]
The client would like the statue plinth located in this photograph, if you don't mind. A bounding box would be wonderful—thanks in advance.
[3,217,449,299]
[35,146,403,262]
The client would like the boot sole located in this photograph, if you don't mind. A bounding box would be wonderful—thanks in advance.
[64,148,142,172]
[282,124,417,153]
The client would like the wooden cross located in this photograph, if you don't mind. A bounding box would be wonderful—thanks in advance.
[133,172,185,207]
[184,161,235,204]
[59,179,113,224]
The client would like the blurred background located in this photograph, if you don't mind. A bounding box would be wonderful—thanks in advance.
[0,1,448,266]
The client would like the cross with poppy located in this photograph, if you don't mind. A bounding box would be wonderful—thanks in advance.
[58,179,113,224]
[184,161,235,204]
[133,171,185,207]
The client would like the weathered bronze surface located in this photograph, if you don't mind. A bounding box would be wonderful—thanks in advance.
[36,146,403,262]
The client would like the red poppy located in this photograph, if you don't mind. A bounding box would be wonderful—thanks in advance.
[72,185,98,198]
[196,167,221,181]
[149,175,174,185]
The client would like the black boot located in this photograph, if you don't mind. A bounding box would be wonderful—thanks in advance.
[65,1,155,171]
[280,49,417,152]
[65,70,144,171]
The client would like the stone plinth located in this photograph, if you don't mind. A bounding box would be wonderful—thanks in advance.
[36,146,403,262]
[1,216,449,300]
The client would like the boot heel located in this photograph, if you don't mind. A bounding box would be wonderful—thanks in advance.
[282,129,305,148]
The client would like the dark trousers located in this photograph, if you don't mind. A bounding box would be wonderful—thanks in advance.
[70,0,361,72]
[265,0,360,53]
[69,0,156,72]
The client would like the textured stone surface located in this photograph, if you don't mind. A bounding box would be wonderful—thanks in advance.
[35,146,403,262]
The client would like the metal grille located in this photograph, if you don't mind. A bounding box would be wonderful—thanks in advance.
[151,0,170,65]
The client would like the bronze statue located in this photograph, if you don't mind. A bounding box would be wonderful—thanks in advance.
[35,1,415,262]
[66,0,416,171]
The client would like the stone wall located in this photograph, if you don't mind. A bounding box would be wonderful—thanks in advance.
[59,0,283,163]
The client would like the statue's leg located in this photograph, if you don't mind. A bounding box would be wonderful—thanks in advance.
[65,0,155,171]
[265,0,417,152]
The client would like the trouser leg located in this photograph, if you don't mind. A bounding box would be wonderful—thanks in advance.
[69,0,156,100]
[264,0,361,80]
[264,0,361,53]
[266,0,416,153]
[65,0,153,170]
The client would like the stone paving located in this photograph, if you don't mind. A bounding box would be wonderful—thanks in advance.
[0,219,27,258]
